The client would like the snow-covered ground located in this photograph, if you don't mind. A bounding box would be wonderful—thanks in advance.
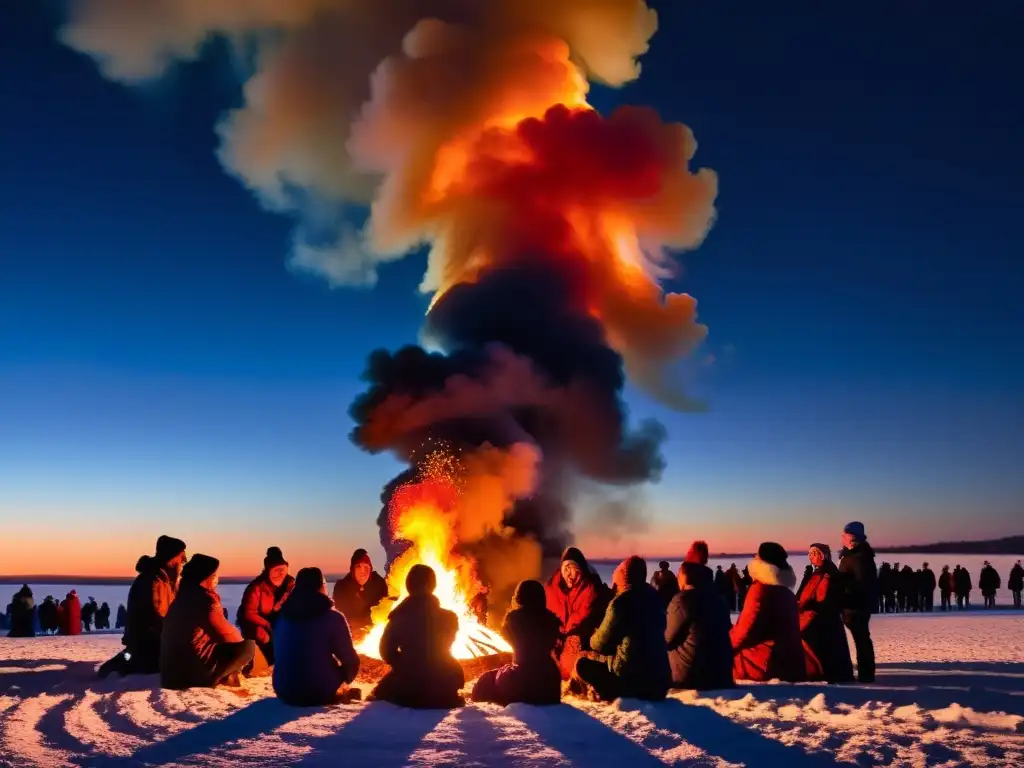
[2,613,1022,767]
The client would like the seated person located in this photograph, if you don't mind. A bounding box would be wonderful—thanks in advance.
[332,549,389,637]
[666,562,734,690]
[273,567,361,706]
[369,564,464,709]
[731,543,806,682]
[472,580,561,706]
[545,547,608,680]
[160,554,255,689]
[572,557,671,702]
[238,546,294,665]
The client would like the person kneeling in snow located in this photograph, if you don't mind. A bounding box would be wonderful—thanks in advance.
[572,556,671,702]
[369,564,465,709]
[666,562,734,691]
[160,554,256,690]
[273,567,361,706]
[731,543,805,683]
[472,580,561,706]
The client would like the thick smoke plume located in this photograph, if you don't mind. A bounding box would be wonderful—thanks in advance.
[60,0,720,590]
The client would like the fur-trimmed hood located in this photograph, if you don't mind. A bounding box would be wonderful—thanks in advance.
[748,556,797,589]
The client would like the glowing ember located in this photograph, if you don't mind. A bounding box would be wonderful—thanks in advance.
[355,470,512,661]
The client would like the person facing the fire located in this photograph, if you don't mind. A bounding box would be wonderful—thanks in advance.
[571,556,671,702]
[370,564,465,709]
[238,546,294,665]
[160,554,256,690]
[471,579,562,706]
[545,546,609,680]
[273,567,361,706]
[332,548,388,637]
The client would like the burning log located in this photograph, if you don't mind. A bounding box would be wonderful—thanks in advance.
[355,652,512,686]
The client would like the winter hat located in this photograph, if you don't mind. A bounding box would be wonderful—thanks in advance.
[181,554,220,585]
[155,535,187,564]
[623,555,647,587]
[756,542,790,570]
[350,548,373,570]
[264,546,288,570]
[809,543,832,560]
[658,560,670,570]
[135,555,153,573]
[685,540,710,566]
[560,547,589,572]
[406,563,437,596]
[512,579,546,610]
[843,521,866,541]
[677,561,706,589]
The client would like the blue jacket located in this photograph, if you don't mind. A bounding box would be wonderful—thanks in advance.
[273,590,360,706]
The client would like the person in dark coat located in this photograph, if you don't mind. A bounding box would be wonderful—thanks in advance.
[731,543,805,682]
[472,580,561,706]
[82,598,98,632]
[332,549,389,638]
[684,541,715,585]
[39,596,59,635]
[738,567,752,610]
[797,544,854,683]
[115,604,128,629]
[99,536,188,678]
[919,563,936,612]
[838,521,877,683]
[60,591,82,636]
[545,547,609,680]
[954,564,972,609]
[8,585,36,638]
[572,556,671,702]
[666,562,734,691]
[1009,561,1024,609]
[273,567,361,706]
[979,562,1001,609]
[161,554,255,689]
[370,564,464,709]
[725,563,742,612]
[715,566,737,611]
[238,547,294,665]
[650,561,680,608]
[97,602,111,630]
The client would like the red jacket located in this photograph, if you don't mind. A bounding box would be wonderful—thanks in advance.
[797,563,854,683]
[239,574,293,644]
[545,571,603,641]
[59,593,82,636]
[730,559,805,682]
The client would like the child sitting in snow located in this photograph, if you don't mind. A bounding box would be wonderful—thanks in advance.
[471,580,561,706]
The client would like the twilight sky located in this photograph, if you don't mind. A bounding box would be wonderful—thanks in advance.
[1,1,1021,577]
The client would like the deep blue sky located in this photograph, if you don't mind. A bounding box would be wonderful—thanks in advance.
[2,0,1021,574]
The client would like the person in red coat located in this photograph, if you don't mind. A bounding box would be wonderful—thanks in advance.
[545,547,608,680]
[730,543,805,682]
[238,547,294,665]
[59,590,82,636]
[797,544,854,683]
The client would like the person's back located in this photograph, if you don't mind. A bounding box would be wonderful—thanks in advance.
[651,562,680,607]
[666,563,733,690]
[60,592,82,636]
[274,568,360,706]
[8,587,36,638]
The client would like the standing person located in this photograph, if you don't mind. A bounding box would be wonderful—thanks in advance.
[332,549,388,638]
[82,598,98,632]
[97,602,111,630]
[797,544,854,683]
[876,563,890,613]
[738,567,752,610]
[684,541,714,585]
[666,562,734,691]
[572,557,671,702]
[716,566,737,612]
[7,585,36,638]
[99,535,187,677]
[938,566,953,611]
[238,547,295,665]
[160,554,255,689]
[725,563,742,612]
[955,564,972,610]
[545,547,608,680]
[273,567,361,706]
[60,591,82,636]
[730,543,805,683]
[38,596,58,635]
[838,521,877,683]
[920,563,936,612]
[115,604,127,629]
[1009,561,1024,609]
[979,562,1000,609]
[650,561,680,608]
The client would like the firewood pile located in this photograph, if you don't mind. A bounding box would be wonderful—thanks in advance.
[354,652,512,685]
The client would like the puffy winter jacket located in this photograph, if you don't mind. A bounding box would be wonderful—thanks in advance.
[273,589,360,706]
[60,593,82,636]
[160,582,243,689]
[666,584,734,690]
[124,564,177,666]
[837,541,878,615]
[731,559,805,682]
[797,562,853,683]
[332,571,388,634]
[239,573,294,644]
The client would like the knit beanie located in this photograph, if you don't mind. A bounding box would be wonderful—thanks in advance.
[350,548,373,569]
[181,554,220,585]
[155,535,186,564]
[843,521,866,541]
[757,542,790,570]
[809,543,831,560]
[264,546,288,570]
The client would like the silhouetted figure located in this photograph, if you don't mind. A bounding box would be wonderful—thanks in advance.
[938,566,953,611]
[161,554,255,689]
[650,561,680,608]
[898,565,915,612]
[684,540,714,586]
[838,521,877,683]
[877,563,890,613]
[880,562,897,613]
[39,596,59,635]
[798,544,854,683]
[8,585,36,638]
[472,580,561,706]
[332,549,388,638]
[979,562,1000,609]
[115,603,127,629]
[1009,561,1024,609]
[82,597,98,632]
[716,565,737,612]
[919,564,936,612]
[545,547,609,680]
[667,562,734,691]
[273,567,360,706]
[798,564,814,596]
[725,563,742,612]
[731,543,805,682]
[954,564,972,610]
[572,557,671,702]
[59,591,82,636]
[738,567,752,610]
[239,546,294,665]
[370,564,465,709]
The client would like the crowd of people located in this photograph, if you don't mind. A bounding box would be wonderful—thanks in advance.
[5,529,1024,710]
[875,560,1021,612]
[3,587,117,637]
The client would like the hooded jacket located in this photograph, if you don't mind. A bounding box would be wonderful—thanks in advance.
[239,572,295,644]
[332,570,388,634]
[160,581,243,689]
[666,580,734,690]
[730,558,805,682]
[124,559,178,663]
[273,589,360,706]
